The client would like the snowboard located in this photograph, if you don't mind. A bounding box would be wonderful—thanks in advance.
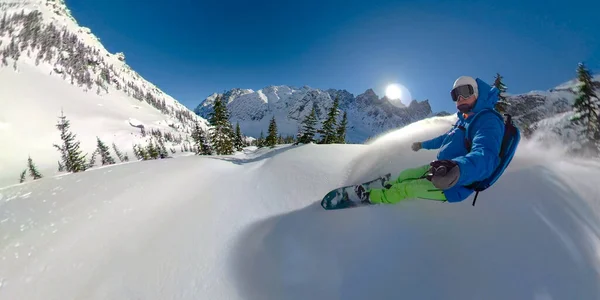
[320,173,392,210]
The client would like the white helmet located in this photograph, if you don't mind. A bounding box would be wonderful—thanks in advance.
[452,76,478,99]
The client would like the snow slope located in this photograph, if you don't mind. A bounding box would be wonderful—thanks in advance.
[1,115,600,299]
[0,0,209,187]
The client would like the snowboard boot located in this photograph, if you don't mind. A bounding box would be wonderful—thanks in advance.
[354,184,371,204]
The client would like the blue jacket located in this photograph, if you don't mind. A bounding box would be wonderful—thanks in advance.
[421,78,504,202]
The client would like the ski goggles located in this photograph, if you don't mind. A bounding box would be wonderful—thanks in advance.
[450,85,475,102]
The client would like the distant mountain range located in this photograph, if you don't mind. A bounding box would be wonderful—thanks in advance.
[194,85,447,143]
[195,74,600,154]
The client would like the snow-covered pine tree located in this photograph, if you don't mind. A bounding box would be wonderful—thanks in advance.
[132,144,142,160]
[157,138,168,158]
[27,156,42,179]
[57,160,65,172]
[208,95,235,155]
[19,169,26,183]
[570,62,600,154]
[112,142,125,162]
[234,122,245,151]
[191,120,203,154]
[318,96,340,144]
[96,137,116,165]
[199,129,213,155]
[297,106,318,144]
[88,149,98,168]
[265,116,278,148]
[257,131,265,148]
[336,111,348,143]
[285,135,296,144]
[139,145,150,160]
[53,110,87,172]
[146,139,160,159]
[493,73,509,114]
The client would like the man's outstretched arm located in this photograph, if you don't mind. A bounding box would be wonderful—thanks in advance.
[420,132,448,150]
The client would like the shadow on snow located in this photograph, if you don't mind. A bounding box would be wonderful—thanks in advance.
[228,165,600,300]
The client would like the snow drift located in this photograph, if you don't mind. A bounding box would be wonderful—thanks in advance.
[1,116,600,299]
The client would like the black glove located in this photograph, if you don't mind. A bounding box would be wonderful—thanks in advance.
[411,142,422,152]
[426,160,460,189]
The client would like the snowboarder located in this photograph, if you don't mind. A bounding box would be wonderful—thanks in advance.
[356,76,519,205]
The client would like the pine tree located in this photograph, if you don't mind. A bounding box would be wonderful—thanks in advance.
[257,131,265,148]
[199,131,213,155]
[132,144,142,160]
[234,122,245,151]
[112,142,125,162]
[570,62,600,154]
[53,110,87,172]
[27,156,43,180]
[265,116,278,148]
[318,96,340,144]
[208,95,235,155]
[19,169,26,183]
[191,120,212,155]
[336,111,348,143]
[88,150,98,168]
[96,137,116,165]
[146,139,160,159]
[297,107,318,144]
[139,145,150,160]
[493,73,509,114]
[191,120,203,154]
[57,160,65,172]
[157,138,168,158]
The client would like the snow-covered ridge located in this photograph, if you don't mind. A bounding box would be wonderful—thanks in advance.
[0,0,204,129]
[0,0,210,188]
[195,85,435,143]
[504,74,600,155]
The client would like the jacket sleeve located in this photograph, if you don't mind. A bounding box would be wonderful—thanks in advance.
[451,116,504,186]
[421,132,447,150]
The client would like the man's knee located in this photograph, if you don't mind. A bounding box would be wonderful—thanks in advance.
[394,164,431,183]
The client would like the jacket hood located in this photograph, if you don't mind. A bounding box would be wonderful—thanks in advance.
[456,78,499,119]
[472,78,499,113]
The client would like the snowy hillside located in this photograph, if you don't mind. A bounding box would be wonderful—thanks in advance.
[195,85,436,143]
[506,74,600,154]
[0,0,209,187]
[1,115,600,299]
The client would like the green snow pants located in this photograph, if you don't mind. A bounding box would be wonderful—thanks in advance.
[368,164,447,204]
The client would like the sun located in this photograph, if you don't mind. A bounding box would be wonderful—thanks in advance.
[385,84,402,100]
[384,83,412,107]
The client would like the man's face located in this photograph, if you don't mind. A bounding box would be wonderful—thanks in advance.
[456,94,477,107]
[456,94,477,113]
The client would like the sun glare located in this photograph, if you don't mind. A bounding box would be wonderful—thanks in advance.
[386,84,402,100]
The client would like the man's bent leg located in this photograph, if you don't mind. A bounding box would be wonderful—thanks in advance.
[369,178,446,204]
[393,164,431,184]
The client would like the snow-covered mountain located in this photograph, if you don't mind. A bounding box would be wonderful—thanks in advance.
[195,85,438,143]
[505,74,600,155]
[2,115,600,299]
[0,0,209,187]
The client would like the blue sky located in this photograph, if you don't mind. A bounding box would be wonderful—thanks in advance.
[66,0,599,113]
